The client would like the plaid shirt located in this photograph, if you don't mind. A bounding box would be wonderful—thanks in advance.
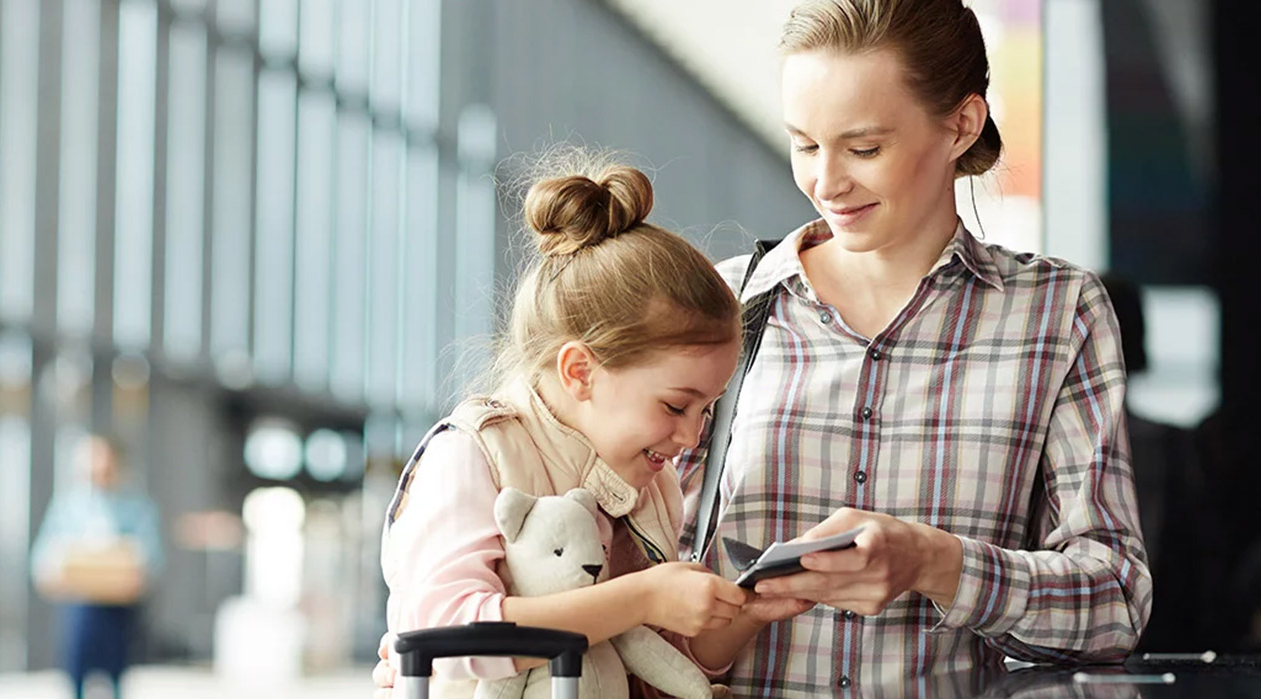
[678,220,1151,695]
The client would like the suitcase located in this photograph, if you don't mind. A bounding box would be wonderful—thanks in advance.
[394,621,588,699]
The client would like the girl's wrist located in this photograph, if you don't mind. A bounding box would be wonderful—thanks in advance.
[734,609,768,633]
[611,568,654,627]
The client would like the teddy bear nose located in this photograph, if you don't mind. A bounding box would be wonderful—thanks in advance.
[582,564,603,580]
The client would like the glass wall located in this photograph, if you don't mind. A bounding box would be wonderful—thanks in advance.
[0,0,450,671]
[0,0,834,676]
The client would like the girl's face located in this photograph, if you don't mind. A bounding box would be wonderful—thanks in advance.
[782,47,967,253]
[569,340,739,491]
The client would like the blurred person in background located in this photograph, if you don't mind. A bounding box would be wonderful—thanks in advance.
[1099,273,1222,653]
[31,434,163,699]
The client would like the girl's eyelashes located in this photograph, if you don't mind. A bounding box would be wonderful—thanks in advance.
[793,143,819,154]
[851,146,880,158]
[664,403,686,416]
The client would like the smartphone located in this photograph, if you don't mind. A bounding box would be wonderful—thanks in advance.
[733,526,865,589]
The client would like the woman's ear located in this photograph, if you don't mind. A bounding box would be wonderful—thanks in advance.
[948,93,987,162]
[555,341,597,401]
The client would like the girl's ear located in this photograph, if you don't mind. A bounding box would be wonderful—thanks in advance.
[555,341,597,401]
[948,93,987,163]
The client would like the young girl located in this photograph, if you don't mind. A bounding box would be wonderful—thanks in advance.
[379,156,803,698]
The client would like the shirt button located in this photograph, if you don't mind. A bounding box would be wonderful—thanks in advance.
[843,610,857,620]
[820,311,833,325]
[837,675,852,688]
[860,406,873,419]
[854,471,867,484]
[868,348,882,361]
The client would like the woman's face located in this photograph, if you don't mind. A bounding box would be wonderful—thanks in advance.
[782,47,965,252]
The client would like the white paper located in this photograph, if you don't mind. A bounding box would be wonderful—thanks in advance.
[755,525,866,568]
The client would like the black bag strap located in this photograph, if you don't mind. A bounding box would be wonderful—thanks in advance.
[691,241,777,562]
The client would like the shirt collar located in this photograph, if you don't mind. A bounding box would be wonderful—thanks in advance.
[737,220,822,303]
[942,220,1005,291]
[739,218,1003,303]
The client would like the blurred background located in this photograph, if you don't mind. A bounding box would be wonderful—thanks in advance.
[0,0,1257,696]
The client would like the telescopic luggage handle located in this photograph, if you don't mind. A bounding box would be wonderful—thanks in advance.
[394,621,588,699]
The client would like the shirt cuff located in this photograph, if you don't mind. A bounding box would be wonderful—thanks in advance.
[930,536,1030,637]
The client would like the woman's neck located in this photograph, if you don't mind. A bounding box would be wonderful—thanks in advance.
[835,214,957,289]
[800,212,959,338]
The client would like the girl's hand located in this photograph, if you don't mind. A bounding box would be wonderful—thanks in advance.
[372,632,395,698]
[740,593,816,626]
[635,561,748,637]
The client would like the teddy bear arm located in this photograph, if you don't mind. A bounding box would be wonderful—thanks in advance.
[610,627,712,699]
[473,671,529,699]
[577,641,632,699]
[478,645,631,699]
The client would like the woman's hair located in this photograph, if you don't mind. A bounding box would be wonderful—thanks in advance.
[780,0,1003,177]
[492,151,740,389]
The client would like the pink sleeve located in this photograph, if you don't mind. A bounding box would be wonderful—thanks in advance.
[382,428,517,680]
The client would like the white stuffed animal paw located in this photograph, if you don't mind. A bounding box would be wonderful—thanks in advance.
[473,488,711,699]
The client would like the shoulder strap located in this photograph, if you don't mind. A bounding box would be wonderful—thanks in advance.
[691,241,777,562]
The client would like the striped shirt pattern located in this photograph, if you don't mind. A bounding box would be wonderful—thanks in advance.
[678,220,1152,695]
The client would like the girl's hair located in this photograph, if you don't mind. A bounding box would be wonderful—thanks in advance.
[493,153,740,389]
[780,0,1003,177]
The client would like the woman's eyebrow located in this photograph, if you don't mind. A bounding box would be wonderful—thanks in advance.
[785,123,894,140]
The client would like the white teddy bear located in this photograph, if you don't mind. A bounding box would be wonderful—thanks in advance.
[474,487,714,699]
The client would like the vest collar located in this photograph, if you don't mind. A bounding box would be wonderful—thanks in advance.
[498,379,642,518]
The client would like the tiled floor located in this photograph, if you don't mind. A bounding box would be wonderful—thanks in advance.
[0,665,376,699]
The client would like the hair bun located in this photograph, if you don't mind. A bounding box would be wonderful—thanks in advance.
[524,166,654,257]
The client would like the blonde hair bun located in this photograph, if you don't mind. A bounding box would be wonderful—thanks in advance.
[524,166,654,257]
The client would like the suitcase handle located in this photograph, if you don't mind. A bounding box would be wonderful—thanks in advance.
[394,621,589,680]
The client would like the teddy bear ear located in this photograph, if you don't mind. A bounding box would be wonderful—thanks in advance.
[494,487,537,543]
[563,488,599,519]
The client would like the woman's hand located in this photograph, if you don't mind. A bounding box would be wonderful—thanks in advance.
[372,632,395,698]
[633,561,749,636]
[752,507,963,615]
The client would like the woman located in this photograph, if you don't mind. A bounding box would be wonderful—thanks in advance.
[676,0,1148,693]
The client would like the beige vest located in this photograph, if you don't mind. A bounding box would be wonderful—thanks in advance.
[384,380,686,697]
